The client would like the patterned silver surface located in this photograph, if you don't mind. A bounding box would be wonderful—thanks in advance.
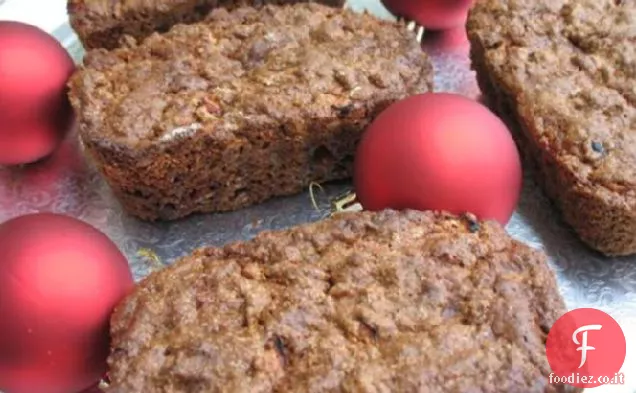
[0,2,634,391]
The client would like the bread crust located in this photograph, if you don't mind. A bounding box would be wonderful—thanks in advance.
[467,0,636,256]
[107,209,575,393]
[68,4,433,221]
[68,0,346,50]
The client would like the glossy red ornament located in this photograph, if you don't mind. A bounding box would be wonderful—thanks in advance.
[0,213,134,393]
[354,93,522,226]
[0,21,75,166]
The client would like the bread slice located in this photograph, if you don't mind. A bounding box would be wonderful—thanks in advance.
[68,0,346,50]
[467,0,636,256]
[68,4,432,221]
[106,209,574,393]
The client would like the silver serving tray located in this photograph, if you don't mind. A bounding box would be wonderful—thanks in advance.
[0,1,634,392]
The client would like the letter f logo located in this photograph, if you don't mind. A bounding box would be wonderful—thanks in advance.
[572,324,602,369]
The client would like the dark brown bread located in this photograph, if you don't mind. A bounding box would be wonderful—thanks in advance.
[68,0,346,50]
[107,209,575,393]
[68,4,432,221]
[467,0,636,256]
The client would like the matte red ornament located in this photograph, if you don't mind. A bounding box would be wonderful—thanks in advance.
[354,93,522,226]
[0,213,134,393]
[0,21,75,166]
[380,0,474,49]
[381,0,473,30]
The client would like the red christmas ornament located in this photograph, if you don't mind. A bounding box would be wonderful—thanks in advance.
[0,213,134,393]
[381,0,473,30]
[354,93,522,226]
[0,21,75,166]
[380,0,474,50]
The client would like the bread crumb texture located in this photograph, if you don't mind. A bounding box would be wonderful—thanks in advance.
[468,0,636,255]
[107,210,573,393]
